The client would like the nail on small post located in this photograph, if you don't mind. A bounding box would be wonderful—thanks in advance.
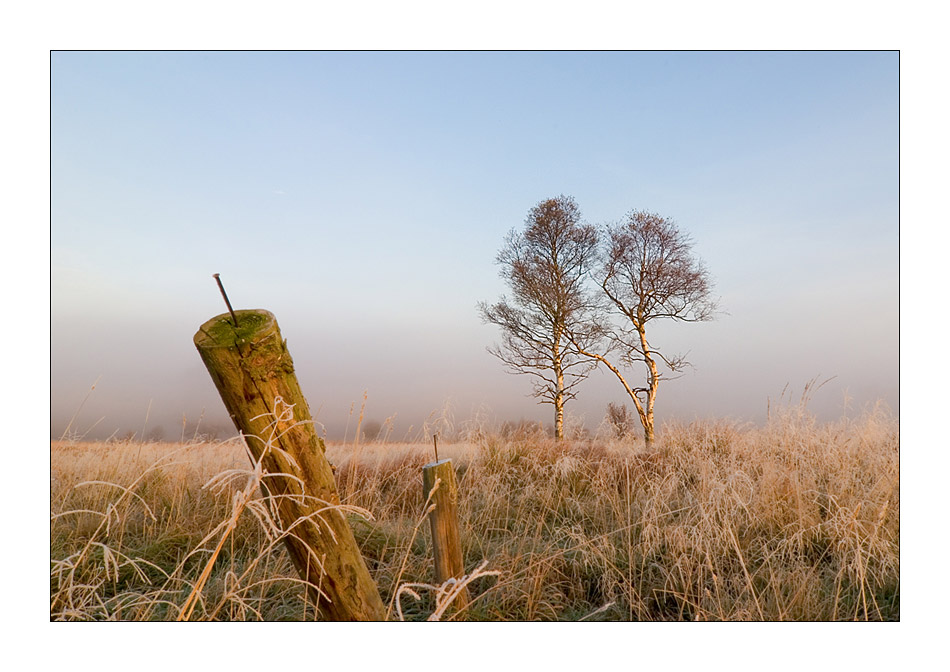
[433,433,439,463]
[213,273,239,327]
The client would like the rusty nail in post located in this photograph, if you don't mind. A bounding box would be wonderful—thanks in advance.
[213,273,239,327]
[433,433,439,463]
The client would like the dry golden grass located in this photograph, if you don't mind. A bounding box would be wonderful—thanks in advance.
[50,401,898,621]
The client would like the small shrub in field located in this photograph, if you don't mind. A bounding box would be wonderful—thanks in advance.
[606,402,634,439]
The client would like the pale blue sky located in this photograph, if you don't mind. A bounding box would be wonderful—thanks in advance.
[51,51,898,440]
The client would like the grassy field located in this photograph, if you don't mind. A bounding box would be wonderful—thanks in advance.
[50,401,899,621]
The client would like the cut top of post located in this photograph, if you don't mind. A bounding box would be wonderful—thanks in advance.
[423,458,453,470]
[194,309,276,349]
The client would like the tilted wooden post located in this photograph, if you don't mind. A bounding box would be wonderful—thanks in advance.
[422,457,469,609]
[194,309,386,621]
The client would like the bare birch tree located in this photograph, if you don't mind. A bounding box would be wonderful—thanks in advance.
[572,210,717,446]
[478,195,600,440]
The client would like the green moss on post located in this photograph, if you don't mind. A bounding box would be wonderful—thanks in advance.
[194,309,386,621]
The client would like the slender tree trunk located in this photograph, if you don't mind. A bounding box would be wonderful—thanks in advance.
[553,340,564,440]
[570,327,659,447]
[570,342,647,449]
[642,411,655,446]
[633,391,653,447]
[639,327,658,448]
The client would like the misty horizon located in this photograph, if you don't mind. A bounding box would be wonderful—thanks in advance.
[51,303,897,443]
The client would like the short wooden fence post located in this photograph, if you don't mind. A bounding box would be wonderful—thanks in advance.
[194,309,386,621]
[422,457,469,609]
